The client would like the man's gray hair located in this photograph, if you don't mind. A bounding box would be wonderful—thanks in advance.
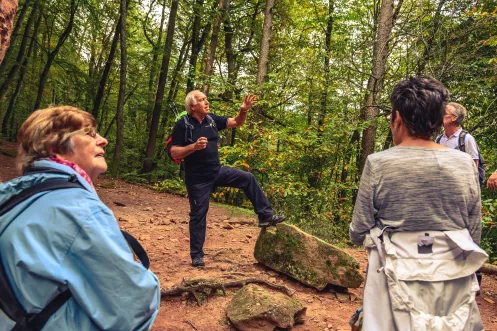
[184,90,200,114]
[447,102,467,125]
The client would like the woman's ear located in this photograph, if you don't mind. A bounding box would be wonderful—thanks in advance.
[392,110,402,131]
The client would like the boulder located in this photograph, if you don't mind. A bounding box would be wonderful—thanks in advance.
[227,284,306,331]
[254,223,363,290]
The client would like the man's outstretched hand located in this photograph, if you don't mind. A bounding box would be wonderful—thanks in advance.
[487,171,497,189]
[240,94,258,112]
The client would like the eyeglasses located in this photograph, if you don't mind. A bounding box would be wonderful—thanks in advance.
[444,112,456,117]
[64,126,99,141]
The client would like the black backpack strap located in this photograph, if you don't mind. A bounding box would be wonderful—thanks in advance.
[183,116,194,143]
[121,230,150,269]
[0,179,82,217]
[458,130,467,153]
[205,114,217,129]
[23,167,75,176]
[0,255,27,327]
[1,254,73,331]
[25,290,73,330]
[435,134,443,144]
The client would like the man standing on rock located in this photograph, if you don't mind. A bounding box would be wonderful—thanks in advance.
[170,90,285,268]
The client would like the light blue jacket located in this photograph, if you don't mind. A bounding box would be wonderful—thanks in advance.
[0,160,160,330]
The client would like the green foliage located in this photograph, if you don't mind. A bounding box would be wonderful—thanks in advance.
[481,190,497,264]
[154,178,187,196]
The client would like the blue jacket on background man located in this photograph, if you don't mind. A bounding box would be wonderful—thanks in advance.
[0,160,160,330]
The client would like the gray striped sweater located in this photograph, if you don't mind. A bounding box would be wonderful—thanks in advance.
[349,146,482,245]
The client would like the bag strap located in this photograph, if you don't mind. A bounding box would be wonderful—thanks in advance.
[20,290,73,331]
[121,231,150,269]
[435,134,443,144]
[1,253,73,331]
[0,178,81,217]
[182,115,218,145]
[458,130,467,153]
[0,255,27,328]
[205,114,217,129]
[183,116,194,143]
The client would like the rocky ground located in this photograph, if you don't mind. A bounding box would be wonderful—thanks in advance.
[1,139,496,330]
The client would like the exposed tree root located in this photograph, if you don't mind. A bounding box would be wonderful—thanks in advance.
[161,274,295,305]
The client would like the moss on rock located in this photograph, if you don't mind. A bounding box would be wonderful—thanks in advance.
[227,284,306,331]
[254,223,364,290]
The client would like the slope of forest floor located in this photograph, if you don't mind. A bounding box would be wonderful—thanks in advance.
[1,139,496,330]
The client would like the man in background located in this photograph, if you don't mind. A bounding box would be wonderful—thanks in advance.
[437,102,480,169]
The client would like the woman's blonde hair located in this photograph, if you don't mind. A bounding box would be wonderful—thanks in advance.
[16,106,96,173]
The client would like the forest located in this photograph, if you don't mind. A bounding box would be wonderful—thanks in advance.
[0,0,496,260]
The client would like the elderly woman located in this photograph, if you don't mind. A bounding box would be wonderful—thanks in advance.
[0,106,160,330]
[349,77,487,331]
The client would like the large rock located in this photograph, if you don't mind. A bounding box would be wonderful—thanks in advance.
[227,284,306,331]
[254,223,363,290]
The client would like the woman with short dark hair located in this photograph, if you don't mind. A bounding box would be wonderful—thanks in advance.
[0,106,160,330]
[350,77,486,330]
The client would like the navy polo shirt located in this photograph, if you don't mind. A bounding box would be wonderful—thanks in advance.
[171,113,228,185]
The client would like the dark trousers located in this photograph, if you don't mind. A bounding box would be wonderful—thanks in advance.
[186,166,273,259]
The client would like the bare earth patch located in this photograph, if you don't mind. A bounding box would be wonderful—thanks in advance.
[1,140,496,330]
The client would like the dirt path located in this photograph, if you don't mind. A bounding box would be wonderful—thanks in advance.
[1,140,496,330]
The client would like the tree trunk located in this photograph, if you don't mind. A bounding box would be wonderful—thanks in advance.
[318,0,333,138]
[111,0,127,177]
[186,0,213,92]
[92,14,122,120]
[222,0,236,100]
[164,27,191,111]
[33,0,76,111]
[0,2,36,101]
[2,8,40,137]
[202,0,228,95]
[256,0,275,86]
[0,0,19,65]
[307,79,313,126]
[158,26,191,140]
[417,0,447,75]
[142,0,179,173]
[309,0,334,190]
[147,0,167,97]
[358,0,396,174]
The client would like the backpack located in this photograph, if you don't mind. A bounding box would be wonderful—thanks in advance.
[165,112,217,164]
[436,130,486,186]
[0,167,150,331]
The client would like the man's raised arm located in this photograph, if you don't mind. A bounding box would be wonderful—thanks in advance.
[227,94,258,128]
